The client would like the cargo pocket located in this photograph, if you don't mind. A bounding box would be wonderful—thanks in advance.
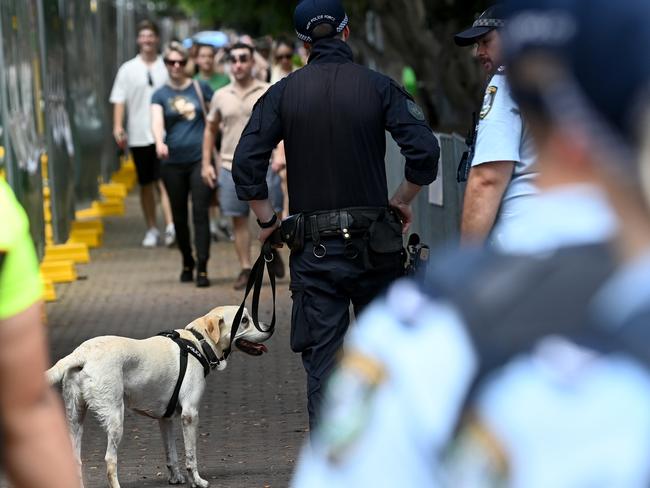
[290,285,314,353]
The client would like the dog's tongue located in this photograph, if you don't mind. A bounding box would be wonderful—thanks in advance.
[235,339,268,356]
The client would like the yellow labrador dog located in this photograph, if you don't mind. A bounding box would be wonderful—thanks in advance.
[47,306,271,488]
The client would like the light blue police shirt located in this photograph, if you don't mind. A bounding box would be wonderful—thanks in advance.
[471,69,538,248]
[291,185,622,488]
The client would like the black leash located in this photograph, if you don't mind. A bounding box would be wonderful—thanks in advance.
[224,235,279,359]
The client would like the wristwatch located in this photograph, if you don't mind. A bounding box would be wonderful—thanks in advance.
[257,213,278,229]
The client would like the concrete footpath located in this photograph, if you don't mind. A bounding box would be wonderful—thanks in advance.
[46,194,307,487]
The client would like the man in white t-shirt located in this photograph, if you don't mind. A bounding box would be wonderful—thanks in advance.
[455,5,538,248]
[109,20,174,248]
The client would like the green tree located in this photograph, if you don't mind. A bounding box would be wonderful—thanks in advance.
[156,0,493,131]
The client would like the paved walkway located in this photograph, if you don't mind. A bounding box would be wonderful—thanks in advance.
[46,194,307,487]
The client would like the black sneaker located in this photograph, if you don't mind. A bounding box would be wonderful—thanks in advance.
[196,272,210,288]
[180,265,194,283]
[233,268,251,290]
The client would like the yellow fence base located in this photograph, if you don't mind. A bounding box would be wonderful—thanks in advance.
[100,182,127,199]
[42,276,57,302]
[71,219,104,235]
[75,199,125,220]
[44,242,90,264]
[40,260,77,283]
[69,228,103,248]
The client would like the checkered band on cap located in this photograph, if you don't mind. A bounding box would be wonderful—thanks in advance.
[296,13,349,43]
[473,18,505,28]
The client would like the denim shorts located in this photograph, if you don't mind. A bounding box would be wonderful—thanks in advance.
[218,167,284,217]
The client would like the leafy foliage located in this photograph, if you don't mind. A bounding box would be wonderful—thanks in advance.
[152,0,491,37]
[152,0,299,35]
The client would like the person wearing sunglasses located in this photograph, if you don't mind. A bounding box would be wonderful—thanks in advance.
[151,42,215,287]
[269,37,299,220]
[109,20,175,249]
[201,42,285,290]
[271,37,297,84]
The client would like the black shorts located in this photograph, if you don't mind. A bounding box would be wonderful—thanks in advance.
[130,145,160,185]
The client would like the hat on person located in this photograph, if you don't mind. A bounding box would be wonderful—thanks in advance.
[454,4,507,46]
[294,0,349,44]
[504,0,650,158]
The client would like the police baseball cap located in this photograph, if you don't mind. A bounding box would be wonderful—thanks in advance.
[294,0,349,43]
[504,0,650,159]
[454,5,506,46]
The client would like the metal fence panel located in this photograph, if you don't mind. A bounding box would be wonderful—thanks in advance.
[0,0,46,254]
[385,132,466,249]
[38,0,76,244]
[63,0,109,205]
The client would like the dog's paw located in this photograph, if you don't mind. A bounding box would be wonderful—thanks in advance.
[168,472,186,484]
[190,477,209,488]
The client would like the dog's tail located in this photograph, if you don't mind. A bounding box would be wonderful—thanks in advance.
[46,351,85,385]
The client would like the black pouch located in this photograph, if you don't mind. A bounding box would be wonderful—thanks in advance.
[280,213,305,252]
[367,210,404,254]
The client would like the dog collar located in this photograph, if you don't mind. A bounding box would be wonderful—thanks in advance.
[188,328,223,369]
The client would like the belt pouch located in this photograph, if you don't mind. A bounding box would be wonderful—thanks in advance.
[280,214,305,252]
[367,210,404,254]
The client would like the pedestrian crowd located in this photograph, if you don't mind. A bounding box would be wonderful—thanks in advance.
[110,21,306,289]
[6,0,650,486]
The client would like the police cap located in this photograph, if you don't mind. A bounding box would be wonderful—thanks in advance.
[454,4,507,46]
[294,0,349,44]
[504,0,650,155]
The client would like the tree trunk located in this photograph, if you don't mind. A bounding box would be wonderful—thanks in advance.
[348,0,489,134]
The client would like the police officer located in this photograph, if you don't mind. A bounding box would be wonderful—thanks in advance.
[291,0,650,485]
[455,5,538,248]
[0,179,80,487]
[232,0,439,429]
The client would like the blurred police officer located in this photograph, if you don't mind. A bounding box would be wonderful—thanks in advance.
[292,0,650,486]
[455,5,538,247]
[232,0,439,429]
[0,179,80,487]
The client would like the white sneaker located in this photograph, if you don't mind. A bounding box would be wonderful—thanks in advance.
[142,228,160,248]
[164,223,176,247]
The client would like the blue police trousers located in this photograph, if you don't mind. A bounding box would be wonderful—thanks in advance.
[289,237,404,432]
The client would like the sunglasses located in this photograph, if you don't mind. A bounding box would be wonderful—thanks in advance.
[228,54,250,64]
[164,58,187,67]
[147,71,153,87]
[275,53,293,61]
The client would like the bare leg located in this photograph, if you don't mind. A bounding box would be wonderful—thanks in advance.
[158,418,186,484]
[232,215,252,270]
[157,179,174,227]
[140,183,157,229]
[103,404,124,488]
[180,407,208,488]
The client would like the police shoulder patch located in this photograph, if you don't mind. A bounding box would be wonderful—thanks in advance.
[407,99,426,121]
[314,350,386,463]
[480,86,498,119]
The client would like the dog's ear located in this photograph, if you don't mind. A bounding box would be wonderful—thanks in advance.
[203,315,224,344]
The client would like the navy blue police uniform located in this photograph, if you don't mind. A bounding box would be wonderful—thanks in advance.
[232,0,439,429]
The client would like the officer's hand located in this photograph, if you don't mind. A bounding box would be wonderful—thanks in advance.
[201,164,218,189]
[390,200,413,234]
[156,142,169,160]
[271,158,286,174]
[259,224,283,247]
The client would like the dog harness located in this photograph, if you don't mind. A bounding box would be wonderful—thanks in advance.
[157,329,222,418]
